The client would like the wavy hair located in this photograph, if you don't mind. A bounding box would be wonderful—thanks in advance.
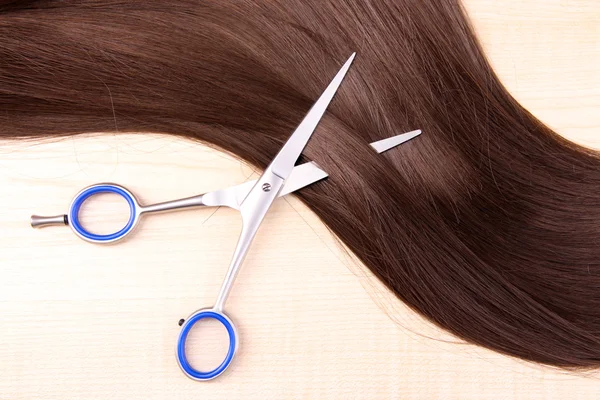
[1,0,599,368]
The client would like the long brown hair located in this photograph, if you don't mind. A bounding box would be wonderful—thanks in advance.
[1,0,599,368]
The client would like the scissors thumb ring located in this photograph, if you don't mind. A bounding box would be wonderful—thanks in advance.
[176,309,239,381]
[65,183,141,243]
[30,183,141,243]
[32,181,211,244]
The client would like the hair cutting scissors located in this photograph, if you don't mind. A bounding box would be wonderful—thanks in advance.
[29,53,423,381]
[30,52,357,380]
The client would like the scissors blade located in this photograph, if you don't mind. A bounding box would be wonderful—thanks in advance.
[370,129,422,153]
[279,161,328,196]
[269,52,356,180]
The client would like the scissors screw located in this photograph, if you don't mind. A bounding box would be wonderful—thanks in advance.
[262,183,272,192]
[178,319,185,326]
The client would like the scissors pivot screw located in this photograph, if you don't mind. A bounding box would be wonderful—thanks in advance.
[262,183,272,192]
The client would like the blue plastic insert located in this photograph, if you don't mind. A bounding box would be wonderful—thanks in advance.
[69,184,137,242]
[176,310,237,380]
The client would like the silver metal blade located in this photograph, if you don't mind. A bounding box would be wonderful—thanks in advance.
[279,161,328,196]
[370,129,422,153]
[269,53,356,180]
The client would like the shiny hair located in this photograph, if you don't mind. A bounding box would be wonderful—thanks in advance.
[1,0,599,368]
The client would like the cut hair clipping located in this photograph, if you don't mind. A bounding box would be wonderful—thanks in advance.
[370,129,422,153]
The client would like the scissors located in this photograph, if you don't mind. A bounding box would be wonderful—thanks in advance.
[30,52,357,380]
[29,53,423,381]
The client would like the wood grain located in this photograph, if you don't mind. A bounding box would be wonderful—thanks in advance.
[0,1,598,398]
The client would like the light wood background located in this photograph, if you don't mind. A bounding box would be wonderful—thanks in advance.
[1,1,599,398]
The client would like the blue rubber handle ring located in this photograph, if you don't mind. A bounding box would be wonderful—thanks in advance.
[69,185,137,242]
[177,311,237,381]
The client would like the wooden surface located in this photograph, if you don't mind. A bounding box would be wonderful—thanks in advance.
[1,1,599,398]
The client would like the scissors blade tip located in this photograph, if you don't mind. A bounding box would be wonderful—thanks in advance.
[342,52,357,70]
[370,129,422,153]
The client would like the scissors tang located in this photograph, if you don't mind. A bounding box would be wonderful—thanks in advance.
[214,170,285,311]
